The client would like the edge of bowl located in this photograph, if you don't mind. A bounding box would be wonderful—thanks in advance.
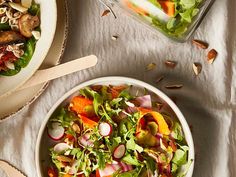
[35,76,195,177]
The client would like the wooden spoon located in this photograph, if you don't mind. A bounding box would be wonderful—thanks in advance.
[18,55,97,90]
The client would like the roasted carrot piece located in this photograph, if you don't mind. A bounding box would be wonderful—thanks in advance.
[125,0,149,16]
[70,96,95,117]
[47,167,58,177]
[79,115,98,128]
[158,1,175,17]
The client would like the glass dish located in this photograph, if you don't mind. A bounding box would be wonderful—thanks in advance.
[100,0,215,42]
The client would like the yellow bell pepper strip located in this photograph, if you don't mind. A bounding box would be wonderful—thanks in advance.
[137,108,171,135]
[158,0,175,17]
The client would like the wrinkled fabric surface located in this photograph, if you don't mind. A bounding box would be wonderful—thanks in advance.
[0,0,236,176]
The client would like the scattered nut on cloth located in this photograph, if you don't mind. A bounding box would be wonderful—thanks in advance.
[0,0,236,177]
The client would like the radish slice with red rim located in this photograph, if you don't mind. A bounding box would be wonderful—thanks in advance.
[99,122,112,137]
[53,143,71,153]
[113,144,126,159]
[47,122,65,141]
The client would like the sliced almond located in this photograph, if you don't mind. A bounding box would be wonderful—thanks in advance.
[207,49,218,64]
[156,75,164,83]
[9,2,28,13]
[156,102,163,110]
[101,9,110,17]
[32,30,41,40]
[165,60,177,68]
[192,63,202,76]
[111,35,118,41]
[146,63,156,71]
[165,84,183,89]
[192,39,208,49]
[4,61,15,70]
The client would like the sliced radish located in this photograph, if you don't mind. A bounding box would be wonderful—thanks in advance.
[113,144,126,160]
[99,122,112,137]
[119,162,132,172]
[53,143,71,153]
[47,122,65,141]
[79,133,93,147]
[98,162,132,177]
[98,163,121,177]
[68,162,83,175]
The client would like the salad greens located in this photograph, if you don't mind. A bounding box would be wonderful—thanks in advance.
[0,37,37,76]
[123,0,204,39]
[47,85,192,177]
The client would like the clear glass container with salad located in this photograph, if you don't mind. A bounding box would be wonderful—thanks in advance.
[100,0,215,41]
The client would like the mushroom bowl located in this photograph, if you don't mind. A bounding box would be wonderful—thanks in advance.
[0,0,57,97]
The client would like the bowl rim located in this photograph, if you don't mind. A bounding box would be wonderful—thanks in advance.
[35,76,195,177]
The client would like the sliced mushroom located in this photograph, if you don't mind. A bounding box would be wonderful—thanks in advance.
[18,14,40,38]
[0,31,25,46]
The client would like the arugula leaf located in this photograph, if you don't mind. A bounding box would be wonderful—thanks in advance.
[28,3,40,16]
[126,138,143,153]
[144,156,156,174]
[122,154,141,166]
[80,87,103,115]
[171,122,184,142]
[119,90,133,100]
[50,107,76,127]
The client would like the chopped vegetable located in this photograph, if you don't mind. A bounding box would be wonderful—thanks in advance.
[48,85,191,177]
[0,1,40,76]
[47,122,65,141]
[99,122,112,136]
[122,0,204,38]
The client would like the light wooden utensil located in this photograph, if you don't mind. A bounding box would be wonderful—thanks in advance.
[18,55,98,91]
[0,160,26,177]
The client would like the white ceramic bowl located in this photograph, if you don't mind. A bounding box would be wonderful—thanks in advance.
[36,77,195,177]
[0,0,57,97]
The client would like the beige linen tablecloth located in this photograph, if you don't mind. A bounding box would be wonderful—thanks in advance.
[0,0,236,176]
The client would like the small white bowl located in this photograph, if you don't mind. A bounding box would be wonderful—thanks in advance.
[36,76,195,177]
[0,0,57,97]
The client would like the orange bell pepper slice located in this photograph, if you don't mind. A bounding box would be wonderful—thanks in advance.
[138,108,170,135]
[158,0,175,17]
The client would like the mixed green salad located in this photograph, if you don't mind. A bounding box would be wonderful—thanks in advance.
[0,0,40,76]
[47,85,192,177]
[121,0,205,39]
